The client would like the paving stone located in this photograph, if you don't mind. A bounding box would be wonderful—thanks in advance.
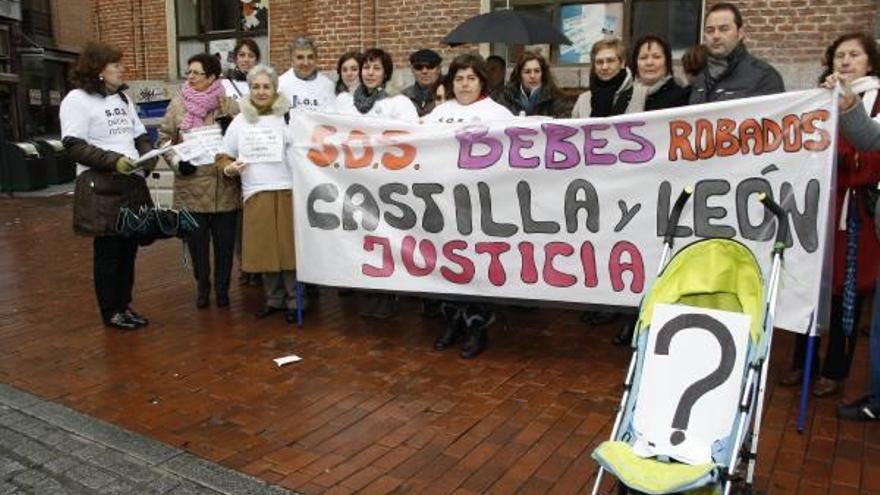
[12,438,57,464]
[0,456,26,477]
[0,385,41,410]
[25,401,182,465]
[161,453,279,495]
[42,456,81,475]
[10,468,50,489]
[64,463,117,490]
[91,449,162,483]
[97,479,138,494]
[0,481,17,495]
[141,475,183,494]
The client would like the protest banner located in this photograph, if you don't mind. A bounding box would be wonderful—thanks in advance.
[290,90,836,333]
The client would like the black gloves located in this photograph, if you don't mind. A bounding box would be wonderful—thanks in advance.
[178,160,197,176]
[216,115,233,135]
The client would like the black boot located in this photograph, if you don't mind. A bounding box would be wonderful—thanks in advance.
[434,304,465,350]
[196,284,210,308]
[460,325,488,359]
[612,319,636,346]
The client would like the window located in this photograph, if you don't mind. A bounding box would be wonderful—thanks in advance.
[0,25,10,73]
[175,0,268,77]
[22,0,53,40]
[491,0,702,65]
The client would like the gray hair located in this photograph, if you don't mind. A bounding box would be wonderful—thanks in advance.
[246,64,279,90]
[288,36,317,53]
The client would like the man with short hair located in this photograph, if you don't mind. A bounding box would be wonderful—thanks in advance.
[401,49,442,116]
[688,2,784,104]
[485,55,506,100]
[277,36,335,114]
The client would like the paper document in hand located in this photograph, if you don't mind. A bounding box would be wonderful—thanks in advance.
[180,124,224,165]
[134,144,172,165]
[239,127,284,163]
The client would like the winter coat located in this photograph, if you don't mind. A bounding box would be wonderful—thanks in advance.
[637,77,691,112]
[688,43,784,104]
[497,83,572,118]
[571,68,634,118]
[832,93,880,295]
[158,94,241,213]
[62,87,154,236]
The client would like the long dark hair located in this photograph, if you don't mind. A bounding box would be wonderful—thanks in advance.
[448,54,490,99]
[335,51,363,94]
[629,35,674,81]
[70,41,123,94]
[508,51,561,97]
[818,32,880,84]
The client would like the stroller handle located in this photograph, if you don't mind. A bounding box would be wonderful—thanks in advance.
[758,193,789,255]
[663,186,694,245]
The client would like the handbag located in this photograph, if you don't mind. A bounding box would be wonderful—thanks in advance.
[116,205,199,240]
[73,169,153,236]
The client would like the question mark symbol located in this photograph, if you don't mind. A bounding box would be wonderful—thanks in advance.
[654,313,737,446]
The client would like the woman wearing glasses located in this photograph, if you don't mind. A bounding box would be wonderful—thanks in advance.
[159,53,240,309]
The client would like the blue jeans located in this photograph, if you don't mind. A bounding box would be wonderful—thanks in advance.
[871,276,880,407]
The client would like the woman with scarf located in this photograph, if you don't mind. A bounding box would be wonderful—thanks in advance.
[219,65,301,323]
[159,53,240,309]
[61,41,158,330]
[623,35,689,114]
[424,54,513,358]
[781,33,880,401]
[572,38,633,118]
[335,51,362,95]
[498,52,570,118]
[222,38,260,101]
[334,48,418,318]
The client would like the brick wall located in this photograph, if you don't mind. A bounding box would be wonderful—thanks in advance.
[269,0,479,81]
[52,0,92,54]
[91,0,168,80]
[722,0,876,64]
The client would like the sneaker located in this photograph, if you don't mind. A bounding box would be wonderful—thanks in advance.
[838,396,880,421]
[123,308,149,327]
[105,312,140,330]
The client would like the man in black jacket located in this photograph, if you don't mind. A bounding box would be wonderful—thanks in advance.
[689,2,784,104]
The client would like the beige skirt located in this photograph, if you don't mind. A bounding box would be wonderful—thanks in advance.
[242,190,296,273]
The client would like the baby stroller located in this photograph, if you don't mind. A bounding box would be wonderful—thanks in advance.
[591,189,789,495]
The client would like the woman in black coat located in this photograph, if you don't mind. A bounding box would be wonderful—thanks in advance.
[624,35,690,114]
[498,52,571,118]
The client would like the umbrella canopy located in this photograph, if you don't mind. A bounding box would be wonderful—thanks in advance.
[442,10,573,46]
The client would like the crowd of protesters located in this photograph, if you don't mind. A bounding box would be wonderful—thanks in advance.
[60,1,880,421]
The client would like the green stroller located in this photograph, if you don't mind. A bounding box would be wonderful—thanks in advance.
[591,189,789,495]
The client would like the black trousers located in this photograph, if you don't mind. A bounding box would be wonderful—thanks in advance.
[93,236,139,323]
[186,211,237,297]
[792,294,863,381]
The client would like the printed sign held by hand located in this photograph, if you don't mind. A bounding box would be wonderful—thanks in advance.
[240,127,284,163]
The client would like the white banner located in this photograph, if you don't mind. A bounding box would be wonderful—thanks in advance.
[290,90,837,333]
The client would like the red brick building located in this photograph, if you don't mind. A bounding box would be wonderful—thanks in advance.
[88,0,877,92]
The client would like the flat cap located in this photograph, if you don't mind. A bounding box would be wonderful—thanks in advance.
[409,49,442,66]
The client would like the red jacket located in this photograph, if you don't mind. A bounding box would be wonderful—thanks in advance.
[832,95,880,294]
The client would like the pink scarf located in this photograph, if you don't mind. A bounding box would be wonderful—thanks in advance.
[179,79,224,130]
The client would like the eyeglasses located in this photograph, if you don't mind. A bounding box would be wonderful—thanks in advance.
[413,63,437,71]
[185,70,206,76]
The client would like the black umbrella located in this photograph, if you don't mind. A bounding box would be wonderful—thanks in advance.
[442,10,573,46]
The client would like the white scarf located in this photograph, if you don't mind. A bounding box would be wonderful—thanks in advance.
[625,75,672,114]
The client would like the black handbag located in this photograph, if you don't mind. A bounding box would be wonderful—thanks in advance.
[116,205,199,240]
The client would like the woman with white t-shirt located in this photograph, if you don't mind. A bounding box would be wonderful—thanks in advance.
[333,48,419,123]
[222,38,260,101]
[219,65,301,324]
[333,48,419,318]
[425,54,513,359]
[60,41,158,330]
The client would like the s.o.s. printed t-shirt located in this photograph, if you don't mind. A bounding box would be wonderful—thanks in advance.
[60,88,146,174]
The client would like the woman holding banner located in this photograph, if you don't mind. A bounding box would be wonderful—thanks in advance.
[571,38,633,119]
[623,35,690,114]
[61,41,158,330]
[782,33,880,399]
[424,54,514,359]
[219,65,299,323]
[333,48,419,318]
[159,53,240,309]
[498,52,570,118]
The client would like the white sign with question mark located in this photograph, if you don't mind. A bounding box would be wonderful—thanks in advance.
[631,303,751,465]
